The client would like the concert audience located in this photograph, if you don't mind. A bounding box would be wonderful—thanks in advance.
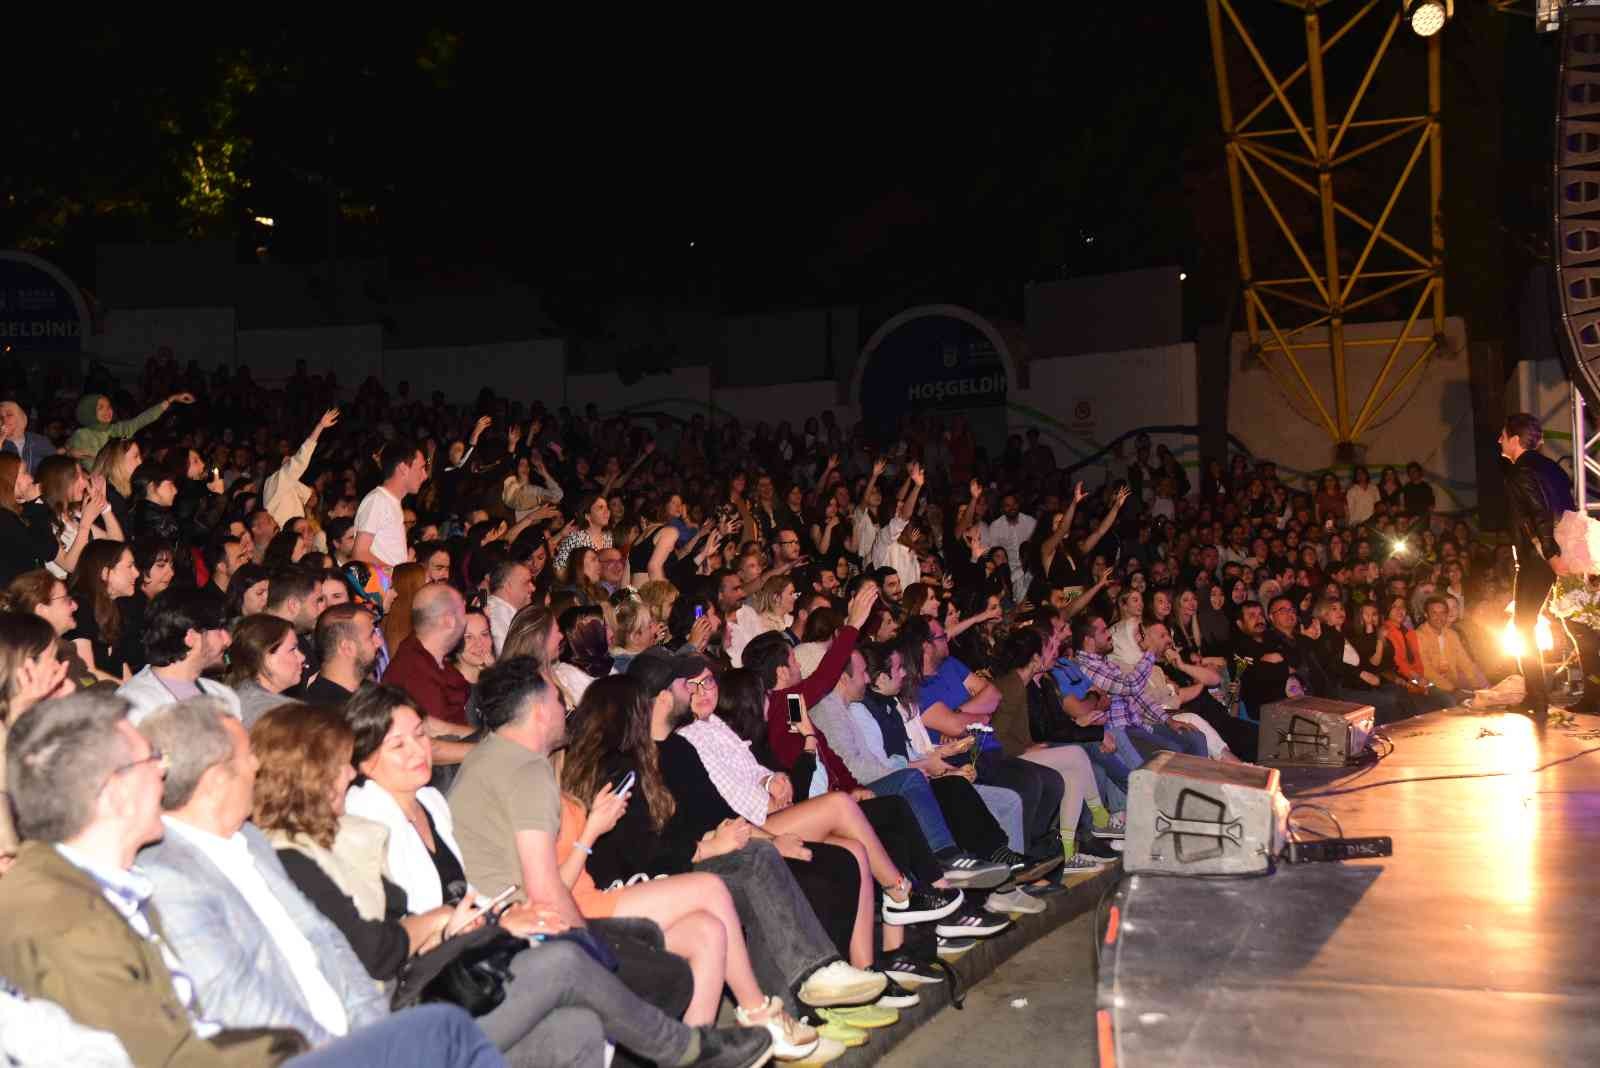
[0,362,1534,1065]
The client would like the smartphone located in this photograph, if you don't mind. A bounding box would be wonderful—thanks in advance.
[447,884,517,937]
[694,605,705,620]
[786,692,806,732]
[613,770,637,795]
[211,466,221,480]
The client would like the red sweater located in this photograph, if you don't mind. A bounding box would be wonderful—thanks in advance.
[765,626,861,792]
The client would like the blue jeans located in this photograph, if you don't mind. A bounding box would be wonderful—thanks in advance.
[974,784,1025,852]
[867,767,956,854]
[289,1004,506,1068]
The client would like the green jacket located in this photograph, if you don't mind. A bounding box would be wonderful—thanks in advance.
[66,394,168,466]
[0,841,300,1067]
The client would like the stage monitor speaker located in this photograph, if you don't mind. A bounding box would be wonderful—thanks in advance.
[1258,696,1375,768]
[1122,752,1288,877]
[1556,10,1600,408]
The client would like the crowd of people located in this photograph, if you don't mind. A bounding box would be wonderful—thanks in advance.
[0,358,1534,1067]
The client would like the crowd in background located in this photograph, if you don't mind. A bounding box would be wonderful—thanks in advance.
[0,352,1531,1067]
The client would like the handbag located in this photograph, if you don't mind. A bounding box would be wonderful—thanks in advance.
[392,919,528,1016]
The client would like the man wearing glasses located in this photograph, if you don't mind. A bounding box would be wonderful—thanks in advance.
[0,691,507,1067]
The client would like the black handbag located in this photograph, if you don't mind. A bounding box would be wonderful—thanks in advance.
[392,919,528,1016]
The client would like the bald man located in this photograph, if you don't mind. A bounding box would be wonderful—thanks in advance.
[379,582,476,763]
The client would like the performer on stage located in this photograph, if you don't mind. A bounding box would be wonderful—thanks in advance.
[1499,413,1575,718]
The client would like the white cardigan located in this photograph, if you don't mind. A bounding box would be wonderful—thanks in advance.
[342,779,465,913]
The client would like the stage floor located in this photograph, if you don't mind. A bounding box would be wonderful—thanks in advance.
[1099,706,1600,1068]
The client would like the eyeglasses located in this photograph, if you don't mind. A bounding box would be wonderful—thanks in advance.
[684,675,719,693]
[100,745,169,793]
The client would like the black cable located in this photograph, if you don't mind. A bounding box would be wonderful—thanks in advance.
[1292,743,1600,799]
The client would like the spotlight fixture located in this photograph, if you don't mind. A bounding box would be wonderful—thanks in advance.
[1402,0,1452,38]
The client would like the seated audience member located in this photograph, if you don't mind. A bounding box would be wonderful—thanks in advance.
[305,603,382,703]
[116,587,241,723]
[897,617,1069,865]
[1415,594,1489,699]
[226,614,308,727]
[0,453,60,587]
[0,611,75,868]
[560,674,898,1010]
[485,560,535,656]
[379,582,475,764]
[339,683,699,1026]
[380,563,427,652]
[450,661,818,1057]
[135,698,388,1044]
[68,539,138,682]
[502,605,593,710]
[0,689,508,1068]
[226,562,273,622]
[249,703,772,1068]
[1070,612,1207,768]
[609,596,664,674]
[805,643,1027,882]
[1304,597,1418,725]
[990,628,1115,872]
[645,644,975,966]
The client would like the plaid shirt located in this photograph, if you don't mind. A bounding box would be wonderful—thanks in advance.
[53,844,220,1040]
[677,715,774,826]
[1072,650,1171,731]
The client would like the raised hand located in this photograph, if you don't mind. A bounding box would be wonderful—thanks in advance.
[316,407,341,432]
[167,392,196,405]
[909,462,925,487]
[1112,486,1132,511]
[470,416,492,445]
[872,457,888,479]
[1073,481,1088,505]
[846,582,880,629]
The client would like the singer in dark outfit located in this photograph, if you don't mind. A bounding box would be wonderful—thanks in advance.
[1499,413,1576,718]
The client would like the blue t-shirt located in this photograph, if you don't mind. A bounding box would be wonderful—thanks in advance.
[920,656,1000,752]
[1049,656,1094,701]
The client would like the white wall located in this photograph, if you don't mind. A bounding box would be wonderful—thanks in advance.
[1229,316,1477,509]
[235,324,384,386]
[564,367,714,422]
[386,340,564,404]
[1012,343,1199,474]
[99,307,237,374]
[712,381,852,429]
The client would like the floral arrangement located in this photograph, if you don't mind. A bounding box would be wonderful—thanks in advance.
[1546,575,1600,628]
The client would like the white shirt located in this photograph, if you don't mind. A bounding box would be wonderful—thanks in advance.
[984,513,1037,591]
[353,485,407,570]
[161,818,349,1038]
[1346,482,1380,525]
[485,594,517,657]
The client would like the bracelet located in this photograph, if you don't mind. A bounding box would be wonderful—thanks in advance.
[573,842,593,856]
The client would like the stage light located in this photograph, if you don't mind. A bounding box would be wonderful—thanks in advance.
[1502,618,1526,659]
[1179,272,1188,281]
[253,215,276,228]
[1536,615,1554,653]
[1390,536,1409,556]
[1402,0,1452,37]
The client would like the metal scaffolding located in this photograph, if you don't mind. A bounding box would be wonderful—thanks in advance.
[1205,0,1446,446]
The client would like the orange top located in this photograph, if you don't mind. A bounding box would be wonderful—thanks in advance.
[556,794,617,918]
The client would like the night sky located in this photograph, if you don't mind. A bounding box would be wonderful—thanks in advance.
[0,9,1554,340]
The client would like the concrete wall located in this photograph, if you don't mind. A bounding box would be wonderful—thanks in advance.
[386,340,564,404]
[99,307,237,374]
[1229,316,1478,509]
[235,324,384,386]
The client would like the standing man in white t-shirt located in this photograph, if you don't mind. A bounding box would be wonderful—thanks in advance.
[352,438,427,591]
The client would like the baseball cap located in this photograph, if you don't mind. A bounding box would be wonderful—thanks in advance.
[628,647,711,700]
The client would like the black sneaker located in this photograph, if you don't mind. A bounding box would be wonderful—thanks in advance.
[936,935,979,961]
[989,846,1029,871]
[880,953,946,988]
[693,1024,774,1068]
[1012,854,1064,884]
[936,851,1011,889]
[876,977,921,1009]
[935,910,1012,939]
[882,885,963,926]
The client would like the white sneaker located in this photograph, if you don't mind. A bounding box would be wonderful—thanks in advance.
[735,996,819,1061]
[797,961,888,1008]
[984,888,1046,916]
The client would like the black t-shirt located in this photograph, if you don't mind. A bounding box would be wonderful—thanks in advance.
[301,675,355,705]
[419,804,467,894]
[66,605,128,679]
[0,505,58,587]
